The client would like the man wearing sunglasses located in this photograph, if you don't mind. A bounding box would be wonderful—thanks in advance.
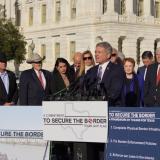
[19,53,54,105]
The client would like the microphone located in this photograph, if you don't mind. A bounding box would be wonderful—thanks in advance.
[49,87,69,101]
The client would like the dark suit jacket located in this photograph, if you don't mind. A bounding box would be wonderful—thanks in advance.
[144,63,160,106]
[52,70,74,94]
[19,69,54,106]
[137,66,146,79]
[137,66,146,106]
[84,62,125,106]
[0,70,18,105]
[121,74,141,107]
[70,64,79,79]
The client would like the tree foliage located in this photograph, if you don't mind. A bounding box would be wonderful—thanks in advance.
[0,19,26,64]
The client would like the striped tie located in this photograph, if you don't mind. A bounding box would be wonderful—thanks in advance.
[157,67,160,85]
[38,71,44,89]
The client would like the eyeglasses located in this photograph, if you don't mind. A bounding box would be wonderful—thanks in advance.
[34,61,42,64]
[83,57,92,60]
[111,53,117,57]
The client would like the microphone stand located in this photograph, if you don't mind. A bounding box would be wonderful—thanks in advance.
[43,141,49,160]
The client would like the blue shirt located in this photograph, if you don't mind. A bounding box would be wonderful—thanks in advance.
[0,71,9,94]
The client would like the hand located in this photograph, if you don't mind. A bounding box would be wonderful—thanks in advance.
[3,102,14,106]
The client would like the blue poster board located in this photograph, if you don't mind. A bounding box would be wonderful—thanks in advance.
[105,107,160,160]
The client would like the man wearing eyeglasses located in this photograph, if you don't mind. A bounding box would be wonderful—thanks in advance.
[144,48,160,106]
[19,53,54,105]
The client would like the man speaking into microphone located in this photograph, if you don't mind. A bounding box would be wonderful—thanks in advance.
[84,41,124,106]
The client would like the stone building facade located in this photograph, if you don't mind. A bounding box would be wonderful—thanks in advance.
[1,0,160,70]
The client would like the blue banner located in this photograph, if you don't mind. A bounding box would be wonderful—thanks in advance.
[105,107,160,160]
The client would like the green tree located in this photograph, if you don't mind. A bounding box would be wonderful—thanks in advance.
[0,19,26,75]
[0,19,26,64]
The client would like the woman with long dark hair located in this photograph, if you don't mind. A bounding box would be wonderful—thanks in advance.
[52,58,74,94]
[51,58,74,160]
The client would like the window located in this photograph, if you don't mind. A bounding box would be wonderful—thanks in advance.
[71,0,76,19]
[41,44,46,58]
[29,7,33,26]
[137,0,143,16]
[102,0,107,14]
[120,0,126,15]
[136,37,143,65]
[155,1,160,18]
[70,41,76,61]
[41,4,46,24]
[55,42,60,60]
[55,0,61,22]
[15,1,21,26]
[136,39,141,65]
[118,36,126,53]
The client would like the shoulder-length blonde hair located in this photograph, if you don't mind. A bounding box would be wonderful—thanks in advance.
[78,50,95,77]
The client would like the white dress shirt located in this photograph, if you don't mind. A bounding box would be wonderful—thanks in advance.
[0,71,9,94]
[34,69,46,89]
[98,61,110,80]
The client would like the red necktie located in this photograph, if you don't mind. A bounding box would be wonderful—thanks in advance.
[38,71,44,89]
[156,67,160,85]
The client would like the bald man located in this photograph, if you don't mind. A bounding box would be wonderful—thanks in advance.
[71,52,82,79]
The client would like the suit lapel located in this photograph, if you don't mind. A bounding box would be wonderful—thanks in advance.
[42,70,47,90]
[154,63,159,86]
[31,69,44,90]
[0,76,7,97]
[7,71,12,96]
[101,62,111,82]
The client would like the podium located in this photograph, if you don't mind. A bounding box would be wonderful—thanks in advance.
[42,101,108,160]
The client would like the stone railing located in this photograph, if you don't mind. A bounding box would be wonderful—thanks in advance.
[154,18,160,25]
[118,15,128,23]
[136,16,145,23]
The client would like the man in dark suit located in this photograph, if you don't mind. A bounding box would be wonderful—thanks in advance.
[84,41,124,106]
[144,48,160,106]
[137,51,153,106]
[19,53,54,106]
[82,42,124,160]
[70,52,82,79]
[0,53,18,105]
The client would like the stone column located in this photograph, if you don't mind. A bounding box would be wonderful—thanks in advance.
[107,0,115,13]
[143,0,154,23]
[125,0,136,22]
[102,0,118,21]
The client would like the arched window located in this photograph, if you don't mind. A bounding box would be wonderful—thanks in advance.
[120,0,126,15]
[118,36,126,53]
[55,0,61,22]
[41,44,46,58]
[15,0,21,26]
[41,4,46,24]
[137,0,144,16]
[155,0,160,18]
[71,0,76,19]
[29,7,33,26]
[136,37,143,65]
[102,0,107,14]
